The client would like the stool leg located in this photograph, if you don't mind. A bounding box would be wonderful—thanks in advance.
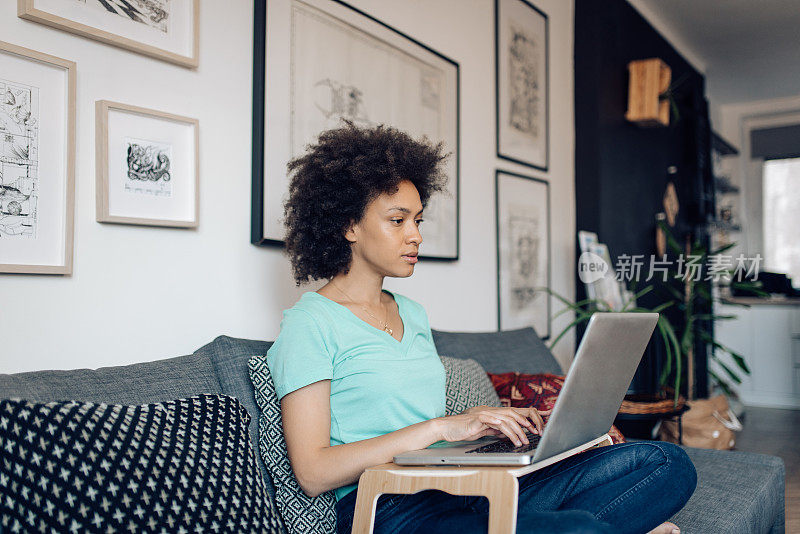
[486,473,520,534]
[351,471,382,534]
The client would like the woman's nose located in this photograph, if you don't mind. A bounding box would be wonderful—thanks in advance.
[408,226,422,245]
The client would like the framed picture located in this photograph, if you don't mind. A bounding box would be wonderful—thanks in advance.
[0,41,75,275]
[17,0,199,68]
[496,170,550,337]
[252,0,460,259]
[95,100,198,228]
[495,0,549,171]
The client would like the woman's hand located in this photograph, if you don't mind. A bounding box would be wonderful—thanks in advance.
[435,406,553,447]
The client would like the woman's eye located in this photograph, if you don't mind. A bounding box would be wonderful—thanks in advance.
[415,219,424,225]
[391,219,403,224]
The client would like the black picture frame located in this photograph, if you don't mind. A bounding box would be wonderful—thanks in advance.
[495,169,551,339]
[495,0,549,172]
[251,0,460,261]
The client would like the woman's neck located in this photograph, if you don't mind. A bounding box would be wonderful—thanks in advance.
[326,269,385,308]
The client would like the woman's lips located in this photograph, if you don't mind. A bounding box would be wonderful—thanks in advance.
[402,255,418,264]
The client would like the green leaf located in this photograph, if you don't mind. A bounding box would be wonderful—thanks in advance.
[632,285,654,299]
[710,354,743,384]
[708,370,733,397]
[552,298,597,320]
[538,287,600,314]
[727,350,751,375]
[547,315,591,351]
[710,242,736,256]
[694,313,736,321]
[658,316,683,400]
[656,319,674,386]
[702,334,751,375]
[663,284,685,301]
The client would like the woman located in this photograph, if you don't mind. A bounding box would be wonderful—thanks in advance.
[266,120,696,534]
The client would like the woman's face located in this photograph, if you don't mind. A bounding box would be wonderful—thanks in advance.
[346,179,424,278]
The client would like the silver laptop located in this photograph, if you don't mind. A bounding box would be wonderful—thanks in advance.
[394,312,659,467]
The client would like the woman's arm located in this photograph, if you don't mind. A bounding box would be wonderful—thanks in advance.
[281,379,443,498]
[282,381,547,498]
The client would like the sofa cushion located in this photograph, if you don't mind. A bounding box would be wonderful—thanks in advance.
[432,327,562,375]
[440,356,502,416]
[669,445,786,534]
[248,355,337,534]
[489,372,626,444]
[193,335,275,502]
[0,394,282,533]
[0,353,222,405]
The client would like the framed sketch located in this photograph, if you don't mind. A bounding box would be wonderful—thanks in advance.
[0,41,76,275]
[17,0,199,68]
[495,0,549,171]
[96,100,198,228]
[252,0,460,259]
[577,231,627,311]
[496,170,550,337]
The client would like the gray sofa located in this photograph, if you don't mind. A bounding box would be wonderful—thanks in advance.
[0,328,785,533]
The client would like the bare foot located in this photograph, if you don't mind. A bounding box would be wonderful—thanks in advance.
[647,521,680,534]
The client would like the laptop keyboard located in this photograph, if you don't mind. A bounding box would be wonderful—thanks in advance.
[465,432,541,454]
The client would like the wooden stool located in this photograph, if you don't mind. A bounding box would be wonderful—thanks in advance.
[351,434,614,534]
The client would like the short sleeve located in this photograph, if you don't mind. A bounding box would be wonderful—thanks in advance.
[266,308,334,401]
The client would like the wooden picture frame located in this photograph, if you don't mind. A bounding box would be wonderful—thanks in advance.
[96,100,199,228]
[252,0,460,260]
[495,0,549,171]
[0,41,76,275]
[496,170,551,338]
[17,0,199,68]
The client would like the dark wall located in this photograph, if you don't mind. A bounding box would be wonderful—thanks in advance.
[574,0,712,397]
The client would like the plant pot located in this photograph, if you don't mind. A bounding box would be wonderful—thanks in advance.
[614,389,687,440]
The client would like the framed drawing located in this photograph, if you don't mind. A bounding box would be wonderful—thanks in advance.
[495,0,549,171]
[252,0,460,259]
[17,0,199,68]
[96,100,198,228]
[0,41,75,275]
[496,170,550,338]
[577,231,625,311]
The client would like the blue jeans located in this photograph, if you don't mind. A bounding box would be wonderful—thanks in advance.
[335,441,697,534]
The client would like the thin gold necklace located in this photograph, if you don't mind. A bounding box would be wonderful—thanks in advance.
[330,281,393,336]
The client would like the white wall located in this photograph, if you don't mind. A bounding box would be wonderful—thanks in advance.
[0,0,577,374]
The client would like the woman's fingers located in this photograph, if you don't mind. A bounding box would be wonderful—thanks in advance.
[505,408,537,433]
[528,408,545,433]
[478,413,527,446]
[484,407,535,435]
[477,414,520,445]
[501,407,541,434]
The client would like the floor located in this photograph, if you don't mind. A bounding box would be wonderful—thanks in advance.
[733,405,800,532]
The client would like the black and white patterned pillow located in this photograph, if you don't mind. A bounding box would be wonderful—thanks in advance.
[248,356,337,534]
[441,356,502,416]
[0,394,282,534]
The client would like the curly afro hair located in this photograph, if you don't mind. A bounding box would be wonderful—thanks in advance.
[282,119,450,286]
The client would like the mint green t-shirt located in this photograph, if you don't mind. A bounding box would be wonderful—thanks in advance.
[266,289,446,502]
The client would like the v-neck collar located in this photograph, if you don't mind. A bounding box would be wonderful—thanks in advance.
[309,289,407,345]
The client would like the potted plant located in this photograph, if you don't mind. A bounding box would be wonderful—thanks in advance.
[544,224,764,410]
[653,220,766,403]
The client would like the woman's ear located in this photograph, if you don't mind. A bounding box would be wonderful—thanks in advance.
[344,219,358,243]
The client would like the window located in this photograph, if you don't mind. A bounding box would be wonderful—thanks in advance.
[763,157,800,284]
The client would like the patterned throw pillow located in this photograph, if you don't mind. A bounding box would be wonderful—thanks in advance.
[488,372,626,444]
[0,394,282,533]
[248,355,337,534]
[440,356,502,416]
